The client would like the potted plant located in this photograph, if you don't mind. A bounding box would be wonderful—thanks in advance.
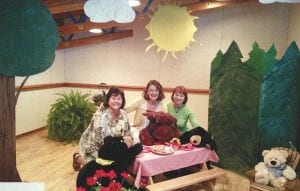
[47,90,96,142]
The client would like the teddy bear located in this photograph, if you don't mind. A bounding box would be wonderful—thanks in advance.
[170,127,217,170]
[163,127,217,178]
[176,126,217,151]
[76,136,143,190]
[139,111,181,145]
[254,149,297,189]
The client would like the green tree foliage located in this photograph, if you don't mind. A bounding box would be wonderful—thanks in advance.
[209,41,261,173]
[0,0,59,76]
[258,42,300,153]
[262,45,278,75]
[245,42,266,81]
[47,91,96,142]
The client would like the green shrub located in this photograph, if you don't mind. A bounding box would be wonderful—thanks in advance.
[47,91,96,142]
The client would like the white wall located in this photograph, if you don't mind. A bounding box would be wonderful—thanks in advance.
[288,4,300,45]
[64,2,291,88]
[15,50,65,135]
[15,2,300,135]
[62,2,292,130]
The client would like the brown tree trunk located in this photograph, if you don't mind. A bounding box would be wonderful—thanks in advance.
[0,74,21,181]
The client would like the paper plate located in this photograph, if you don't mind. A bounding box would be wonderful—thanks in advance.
[151,146,174,155]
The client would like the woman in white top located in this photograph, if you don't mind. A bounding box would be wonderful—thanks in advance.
[125,80,166,128]
[125,80,166,143]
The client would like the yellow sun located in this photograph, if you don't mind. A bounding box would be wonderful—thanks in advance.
[145,4,197,62]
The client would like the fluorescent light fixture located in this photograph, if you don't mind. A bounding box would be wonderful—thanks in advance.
[128,0,140,7]
[89,28,103,33]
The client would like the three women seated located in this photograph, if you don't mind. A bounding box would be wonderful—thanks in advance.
[73,80,201,171]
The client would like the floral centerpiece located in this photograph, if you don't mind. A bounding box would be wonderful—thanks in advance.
[76,169,144,191]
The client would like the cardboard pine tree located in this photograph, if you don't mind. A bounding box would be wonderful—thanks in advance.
[258,42,300,153]
[209,41,261,173]
[245,42,266,81]
[262,45,278,76]
[0,0,59,181]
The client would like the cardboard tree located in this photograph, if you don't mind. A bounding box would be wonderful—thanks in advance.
[209,41,262,173]
[258,42,300,153]
[209,41,300,174]
[0,0,59,181]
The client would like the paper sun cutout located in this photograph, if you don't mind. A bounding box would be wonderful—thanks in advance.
[145,4,197,62]
[84,0,136,23]
[259,0,300,3]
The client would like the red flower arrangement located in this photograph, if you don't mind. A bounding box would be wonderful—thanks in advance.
[76,170,142,191]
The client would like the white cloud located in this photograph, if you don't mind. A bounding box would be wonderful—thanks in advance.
[259,0,300,3]
[84,0,136,23]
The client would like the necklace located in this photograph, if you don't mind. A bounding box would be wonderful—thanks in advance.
[109,108,121,120]
[147,101,158,111]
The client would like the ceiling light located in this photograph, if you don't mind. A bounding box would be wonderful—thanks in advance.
[89,28,103,33]
[128,0,140,7]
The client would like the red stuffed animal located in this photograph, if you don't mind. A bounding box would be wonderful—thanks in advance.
[139,111,181,145]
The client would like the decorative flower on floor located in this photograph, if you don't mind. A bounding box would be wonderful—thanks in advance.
[145,4,198,62]
[76,170,142,191]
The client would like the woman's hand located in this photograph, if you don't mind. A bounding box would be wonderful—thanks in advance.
[123,135,134,148]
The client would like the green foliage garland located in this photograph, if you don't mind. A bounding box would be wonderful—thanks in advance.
[47,91,96,142]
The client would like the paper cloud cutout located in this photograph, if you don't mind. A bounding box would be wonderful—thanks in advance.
[84,0,136,23]
[259,0,300,3]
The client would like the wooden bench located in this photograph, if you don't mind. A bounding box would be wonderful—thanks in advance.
[146,168,226,191]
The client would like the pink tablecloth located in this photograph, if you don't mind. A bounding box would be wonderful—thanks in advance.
[130,147,219,187]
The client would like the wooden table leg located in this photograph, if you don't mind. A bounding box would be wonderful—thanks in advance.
[148,176,154,184]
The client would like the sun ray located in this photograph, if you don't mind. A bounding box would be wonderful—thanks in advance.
[171,52,177,59]
[162,51,169,62]
[146,43,157,52]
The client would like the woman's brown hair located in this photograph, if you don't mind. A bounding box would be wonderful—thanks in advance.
[103,86,126,109]
[142,80,165,101]
[171,86,188,104]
